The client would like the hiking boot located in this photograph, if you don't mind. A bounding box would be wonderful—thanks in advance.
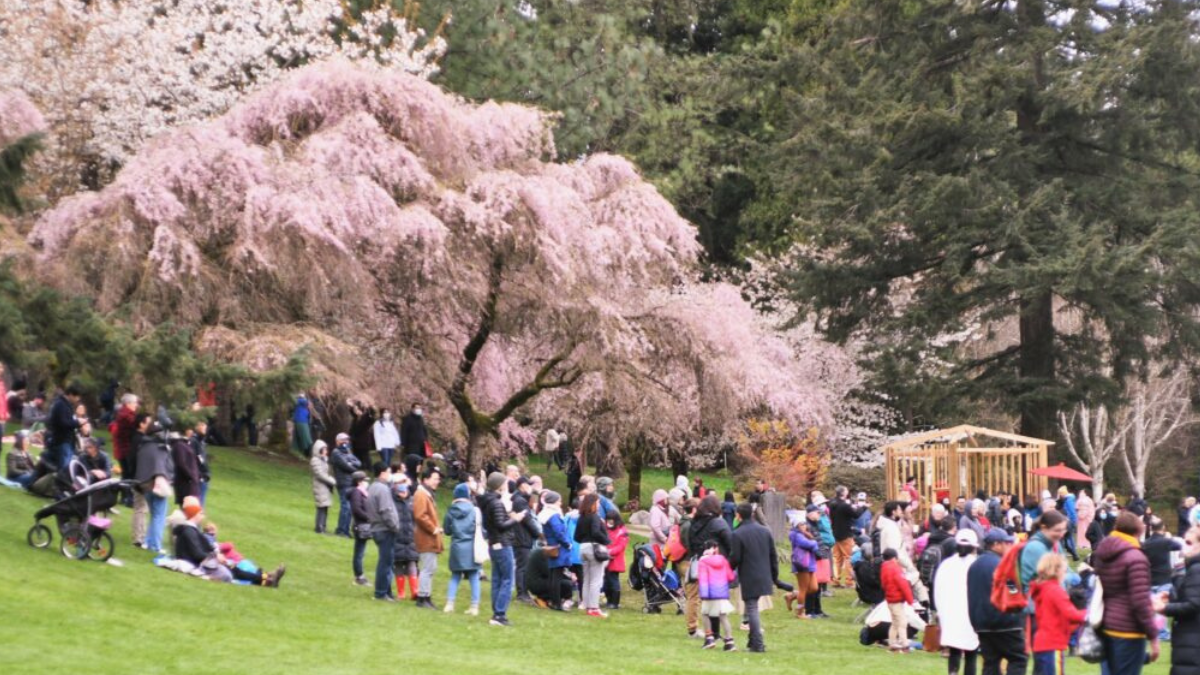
[702,636,716,650]
[266,564,286,588]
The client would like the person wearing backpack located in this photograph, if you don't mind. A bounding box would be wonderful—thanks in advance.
[967,528,1027,675]
[920,518,953,606]
[1094,511,1161,674]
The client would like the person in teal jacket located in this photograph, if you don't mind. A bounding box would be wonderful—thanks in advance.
[1019,510,1077,648]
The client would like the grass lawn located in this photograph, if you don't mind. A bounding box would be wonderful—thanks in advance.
[0,444,1161,674]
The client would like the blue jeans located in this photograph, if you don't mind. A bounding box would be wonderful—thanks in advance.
[352,536,368,578]
[336,487,352,535]
[373,531,396,598]
[52,442,75,471]
[447,569,481,605]
[199,481,209,507]
[146,492,168,552]
[1101,635,1146,675]
[379,448,393,469]
[490,545,514,618]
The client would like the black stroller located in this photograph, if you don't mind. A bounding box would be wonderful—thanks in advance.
[27,460,129,561]
[629,544,685,614]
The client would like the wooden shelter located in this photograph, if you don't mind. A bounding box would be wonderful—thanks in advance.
[883,425,1052,519]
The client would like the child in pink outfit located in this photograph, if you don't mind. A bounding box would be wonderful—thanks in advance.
[697,542,738,652]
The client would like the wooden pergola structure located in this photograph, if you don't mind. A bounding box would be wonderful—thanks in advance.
[883,425,1052,519]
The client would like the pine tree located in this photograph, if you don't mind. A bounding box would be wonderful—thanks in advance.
[780,0,1200,440]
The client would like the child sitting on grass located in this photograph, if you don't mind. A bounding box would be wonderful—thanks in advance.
[697,540,738,652]
[1030,553,1087,675]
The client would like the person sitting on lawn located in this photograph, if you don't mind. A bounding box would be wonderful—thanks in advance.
[6,429,36,488]
[172,496,285,587]
[80,437,112,483]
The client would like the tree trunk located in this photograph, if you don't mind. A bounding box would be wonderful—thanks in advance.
[1018,289,1056,443]
[267,410,288,451]
[626,446,644,506]
[669,449,688,481]
[465,426,491,474]
[1092,466,1105,502]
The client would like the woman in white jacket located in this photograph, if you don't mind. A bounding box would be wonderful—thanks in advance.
[933,529,980,675]
[373,409,401,469]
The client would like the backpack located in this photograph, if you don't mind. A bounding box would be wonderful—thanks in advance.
[918,542,943,590]
[664,524,687,562]
[990,539,1028,613]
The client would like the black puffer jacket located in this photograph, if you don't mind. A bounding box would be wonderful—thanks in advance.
[573,511,610,546]
[479,491,518,547]
[687,514,733,559]
[391,492,418,563]
[1167,556,1200,675]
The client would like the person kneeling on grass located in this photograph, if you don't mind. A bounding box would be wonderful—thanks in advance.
[171,496,285,587]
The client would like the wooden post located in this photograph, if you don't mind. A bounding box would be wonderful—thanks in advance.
[760,492,790,545]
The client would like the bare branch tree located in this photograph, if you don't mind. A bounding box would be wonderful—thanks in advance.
[1058,402,1127,501]
[1118,370,1195,498]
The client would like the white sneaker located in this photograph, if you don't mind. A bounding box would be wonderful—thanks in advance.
[443,603,454,613]
[465,605,479,616]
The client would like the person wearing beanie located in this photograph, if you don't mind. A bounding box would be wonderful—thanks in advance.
[172,496,286,586]
[479,471,528,626]
[349,471,372,586]
[537,490,574,610]
[310,440,336,534]
[412,466,444,608]
[366,463,400,601]
[649,489,671,548]
[442,482,483,615]
[512,475,541,605]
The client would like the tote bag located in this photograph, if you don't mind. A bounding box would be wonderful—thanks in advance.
[473,507,489,565]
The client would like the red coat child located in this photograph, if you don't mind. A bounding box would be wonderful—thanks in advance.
[881,558,914,604]
[1030,580,1088,651]
[607,522,629,573]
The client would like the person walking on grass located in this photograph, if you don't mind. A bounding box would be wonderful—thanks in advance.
[881,548,914,653]
[366,463,400,602]
[698,540,738,652]
[1030,553,1086,675]
[331,433,361,537]
[1153,525,1200,675]
[349,471,371,586]
[730,503,780,653]
[574,492,611,619]
[442,483,482,615]
[968,528,1027,675]
[412,467,443,609]
[686,495,734,636]
[480,472,529,626]
[310,441,335,534]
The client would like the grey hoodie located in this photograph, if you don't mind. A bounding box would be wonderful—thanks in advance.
[367,480,400,534]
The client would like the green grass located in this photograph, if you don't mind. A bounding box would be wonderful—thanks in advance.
[0,444,1161,674]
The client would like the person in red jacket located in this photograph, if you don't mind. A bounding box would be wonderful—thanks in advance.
[1031,553,1087,675]
[881,548,914,652]
[603,511,629,610]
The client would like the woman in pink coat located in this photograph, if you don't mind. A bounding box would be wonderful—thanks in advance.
[1075,490,1095,550]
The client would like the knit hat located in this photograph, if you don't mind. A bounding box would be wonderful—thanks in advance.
[453,483,471,500]
[182,495,203,520]
[652,489,668,505]
[1057,485,1069,497]
[597,476,614,489]
[543,490,562,505]
[486,472,506,492]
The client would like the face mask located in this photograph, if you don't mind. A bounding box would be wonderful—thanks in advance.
[383,414,392,421]
[414,409,423,417]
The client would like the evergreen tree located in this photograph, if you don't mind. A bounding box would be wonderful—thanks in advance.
[779,0,1200,441]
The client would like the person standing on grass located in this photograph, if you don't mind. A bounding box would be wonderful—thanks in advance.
[372,408,400,470]
[512,476,540,604]
[291,393,313,457]
[412,467,443,609]
[190,421,211,506]
[967,528,1027,675]
[828,486,863,588]
[935,529,980,675]
[603,510,628,610]
[310,440,335,534]
[480,472,529,626]
[390,474,419,601]
[113,394,139,499]
[128,412,153,546]
[171,430,201,507]
[1030,554,1086,675]
[134,417,174,554]
[400,402,427,460]
[331,433,361,537]
[881,548,914,652]
[349,471,371,586]
[730,502,780,653]
[1153,525,1200,675]
[573,492,610,618]
[649,489,671,548]
[686,496,733,636]
[366,463,400,602]
[1094,511,1161,675]
[442,483,482,615]
[785,517,819,618]
[698,540,738,651]
[539,490,574,611]
[46,384,86,475]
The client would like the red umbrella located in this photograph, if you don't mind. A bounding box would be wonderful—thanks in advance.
[1029,463,1093,482]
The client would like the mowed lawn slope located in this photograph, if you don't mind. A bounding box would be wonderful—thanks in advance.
[0,445,1156,674]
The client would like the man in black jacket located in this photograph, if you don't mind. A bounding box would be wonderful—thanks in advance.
[828,486,866,588]
[730,503,779,653]
[967,528,1026,675]
[45,384,86,475]
[330,433,361,537]
[191,421,211,506]
[479,472,528,627]
[511,477,540,604]
[400,403,428,459]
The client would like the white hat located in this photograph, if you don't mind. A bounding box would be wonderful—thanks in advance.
[955,529,979,546]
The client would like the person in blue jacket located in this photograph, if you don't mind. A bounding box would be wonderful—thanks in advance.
[539,490,575,610]
[1056,486,1080,561]
[968,528,1027,675]
[292,393,313,457]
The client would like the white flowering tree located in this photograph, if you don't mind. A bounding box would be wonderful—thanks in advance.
[0,0,445,197]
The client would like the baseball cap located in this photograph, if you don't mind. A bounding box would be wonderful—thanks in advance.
[983,527,1015,545]
[955,529,979,546]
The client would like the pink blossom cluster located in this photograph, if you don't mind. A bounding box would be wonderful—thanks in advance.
[0,89,45,148]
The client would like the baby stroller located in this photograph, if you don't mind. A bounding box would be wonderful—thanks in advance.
[27,460,127,561]
[629,544,685,614]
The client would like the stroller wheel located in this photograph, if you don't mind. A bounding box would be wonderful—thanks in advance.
[59,524,91,560]
[87,531,115,562]
[27,523,52,549]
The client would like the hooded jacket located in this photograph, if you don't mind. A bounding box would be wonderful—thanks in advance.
[1030,579,1087,651]
[391,489,417,562]
[442,499,480,573]
[967,549,1022,632]
[134,432,174,485]
[1093,532,1157,638]
[1165,555,1200,675]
